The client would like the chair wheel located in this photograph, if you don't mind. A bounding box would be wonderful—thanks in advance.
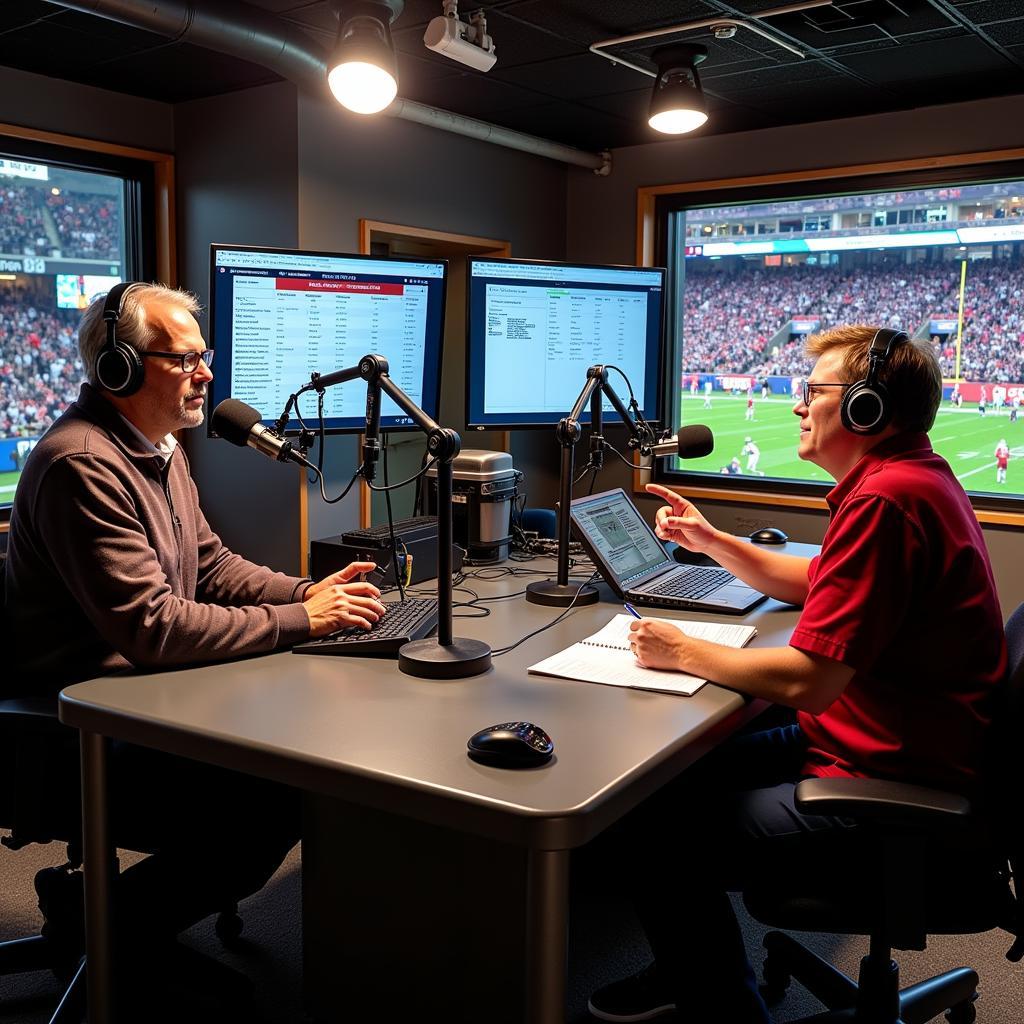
[760,955,791,1006]
[214,910,243,946]
[946,994,978,1024]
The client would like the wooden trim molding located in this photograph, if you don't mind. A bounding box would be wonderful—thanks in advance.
[298,465,310,576]
[635,146,1024,269]
[0,121,176,285]
[636,146,1024,522]
[0,123,175,530]
[360,219,511,256]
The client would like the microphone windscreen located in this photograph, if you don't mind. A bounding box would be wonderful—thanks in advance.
[212,398,262,446]
[676,424,714,459]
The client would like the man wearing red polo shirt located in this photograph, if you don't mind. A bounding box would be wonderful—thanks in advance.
[588,324,1006,1024]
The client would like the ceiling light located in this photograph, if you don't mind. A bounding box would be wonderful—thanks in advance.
[648,44,708,135]
[327,0,404,115]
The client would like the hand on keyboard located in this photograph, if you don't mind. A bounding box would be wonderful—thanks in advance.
[293,599,439,658]
[304,560,388,636]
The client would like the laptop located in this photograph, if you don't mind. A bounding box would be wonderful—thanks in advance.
[569,488,766,614]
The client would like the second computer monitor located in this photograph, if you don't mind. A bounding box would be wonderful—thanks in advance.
[466,257,665,429]
[209,243,447,434]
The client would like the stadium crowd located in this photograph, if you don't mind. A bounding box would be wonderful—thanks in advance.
[0,186,54,257]
[682,258,1024,382]
[0,181,121,259]
[0,299,83,440]
[46,188,120,259]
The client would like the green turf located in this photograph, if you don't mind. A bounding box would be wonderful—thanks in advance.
[0,469,19,498]
[675,393,1024,498]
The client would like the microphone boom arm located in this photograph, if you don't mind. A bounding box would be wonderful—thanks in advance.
[528,364,654,607]
[289,354,480,673]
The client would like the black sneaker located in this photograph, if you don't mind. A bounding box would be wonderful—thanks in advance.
[587,962,677,1021]
[35,865,85,976]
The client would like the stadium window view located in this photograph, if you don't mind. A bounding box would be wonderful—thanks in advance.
[0,154,126,515]
[663,173,1024,505]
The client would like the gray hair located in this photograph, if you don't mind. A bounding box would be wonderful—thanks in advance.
[78,283,202,385]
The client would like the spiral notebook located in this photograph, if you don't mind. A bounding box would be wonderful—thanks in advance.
[528,613,757,697]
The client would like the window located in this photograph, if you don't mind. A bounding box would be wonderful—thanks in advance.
[654,157,1024,511]
[0,135,156,522]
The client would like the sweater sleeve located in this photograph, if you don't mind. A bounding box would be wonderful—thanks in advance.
[33,454,311,669]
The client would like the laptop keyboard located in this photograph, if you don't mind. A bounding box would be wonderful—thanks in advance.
[645,566,735,600]
[291,598,438,657]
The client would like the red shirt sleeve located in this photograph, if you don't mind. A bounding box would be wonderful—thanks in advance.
[790,494,922,671]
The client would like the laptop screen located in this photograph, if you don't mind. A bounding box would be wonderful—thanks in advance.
[571,489,673,586]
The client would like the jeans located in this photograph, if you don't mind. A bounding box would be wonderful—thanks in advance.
[606,723,859,1022]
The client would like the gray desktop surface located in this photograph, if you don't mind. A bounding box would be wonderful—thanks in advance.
[59,550,807,851]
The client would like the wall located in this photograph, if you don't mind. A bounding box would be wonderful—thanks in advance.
[175,82,303,571]
[564,93,1024,610]
[0,65,173,151]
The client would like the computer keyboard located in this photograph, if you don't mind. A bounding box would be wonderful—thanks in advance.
[342,516,438,543]
[292,598,439,658]
[646,566,735,600]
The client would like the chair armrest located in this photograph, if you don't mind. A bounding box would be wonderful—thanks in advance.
[0,697,67,735]
[794,777,972,828]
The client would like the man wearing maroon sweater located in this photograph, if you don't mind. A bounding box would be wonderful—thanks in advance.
[4,283,387,998]
[588,325,1006,1023]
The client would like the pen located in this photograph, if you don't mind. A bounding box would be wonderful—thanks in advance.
[623,602,643,620]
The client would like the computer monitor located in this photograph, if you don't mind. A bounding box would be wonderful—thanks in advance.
[208,244,447,434]
[465,257,666,429]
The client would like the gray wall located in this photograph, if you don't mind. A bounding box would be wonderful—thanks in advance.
[175,82,303,571]
[564,92,1024,610]
[295,94,568,550]
[0,65,172,151]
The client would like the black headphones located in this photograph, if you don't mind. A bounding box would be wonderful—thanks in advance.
[96,282,145,396]
[840,327,909,435]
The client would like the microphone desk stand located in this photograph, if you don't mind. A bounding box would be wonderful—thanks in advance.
[299,355,491,679]
[525,364,653,608]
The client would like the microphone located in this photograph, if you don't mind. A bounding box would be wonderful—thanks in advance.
[212,399,314,470]
[646,424,714,459]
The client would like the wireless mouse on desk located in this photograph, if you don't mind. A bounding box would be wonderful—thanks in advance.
[467,722,554,768]
[749,526,788,545]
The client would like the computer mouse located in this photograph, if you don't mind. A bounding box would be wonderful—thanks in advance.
[749,526,788,545]
[666,541,719,567]
[467,721,554,768]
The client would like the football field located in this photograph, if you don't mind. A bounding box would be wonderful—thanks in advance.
[0,470,18,501]
[677,394,1024,496]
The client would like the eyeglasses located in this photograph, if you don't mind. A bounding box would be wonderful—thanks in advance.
[139,349,214,374]
[801,381,851,406]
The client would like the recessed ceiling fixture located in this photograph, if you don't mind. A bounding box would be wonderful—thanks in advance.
[648,44,708,135]
[589,0,834,136]
[327,0,404,115]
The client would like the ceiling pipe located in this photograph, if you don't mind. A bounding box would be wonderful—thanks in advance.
[46,0,611,174]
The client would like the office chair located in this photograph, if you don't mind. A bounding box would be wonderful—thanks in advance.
[0,696,88,1024]
[0,559,246,1023]
[741,604,1024,1024]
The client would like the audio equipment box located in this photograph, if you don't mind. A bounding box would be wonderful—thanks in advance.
[310,516,464,588]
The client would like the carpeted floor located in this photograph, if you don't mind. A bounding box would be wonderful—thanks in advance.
[3,832,1022,1023]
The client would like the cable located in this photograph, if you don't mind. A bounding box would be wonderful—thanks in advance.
[311,463,365,506]
[603,439,644,472]
[491,571,601,657]
[365,457,438,492]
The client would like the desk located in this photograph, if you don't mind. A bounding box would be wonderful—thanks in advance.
[59,549,810,1023]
